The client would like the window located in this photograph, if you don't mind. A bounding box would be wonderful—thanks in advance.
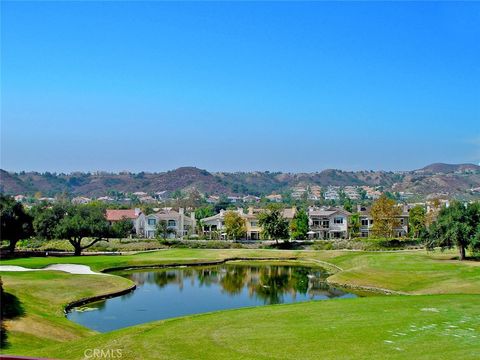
[334,217,344,224]
[148,218,156,226]
[361,219,369,226]
[168,220,176,227]
[400,218,404,225]
[250,221,258,227]
[322,220,329,228]
[313,220,321,227]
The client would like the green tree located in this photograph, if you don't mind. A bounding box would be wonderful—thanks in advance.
[290,209,309,240]
[155,220,175,240]
[408,205,426,238]
[343,197,353,213]
[195,206,214,221]
[424,201,480,260]
[140,204,155,215]
[0,195,33,253]
[112,218,135,238]
[358,188,368,201]
[370,194,401,238]
[54,205,113,256]
[31,202,68,240]
[348,213,361,238]
[258,205,289,243]
[224,211,246,240]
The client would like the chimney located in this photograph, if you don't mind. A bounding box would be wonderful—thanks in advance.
[179,208,185,215]
[191,211,195,220]
[248,206,254,215]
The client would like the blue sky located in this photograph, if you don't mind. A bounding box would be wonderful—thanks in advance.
[1,1,479,173]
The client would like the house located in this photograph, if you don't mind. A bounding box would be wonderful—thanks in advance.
[143,208,196,239]
[242,195,261,203]
[201,207,297,240]
[323,186,340,201]
[244,207,296,240]
[357,205,409,238]
[14,195,27,202]
[105,208,145,236]
[206,195,220,204]
[291,186,307,199]
[266,194,283,202]
[308,207,350,239]
[200,209,230,239]
[139,195,156,203]
[97,196,115,202]
[71,196,92,204]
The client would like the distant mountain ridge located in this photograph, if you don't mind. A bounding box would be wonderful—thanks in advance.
[1,163,479,199]
[415,163,480,174]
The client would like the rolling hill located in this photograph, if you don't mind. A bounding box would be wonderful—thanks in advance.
[1,163,479,199]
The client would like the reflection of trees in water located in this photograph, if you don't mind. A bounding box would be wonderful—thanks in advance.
[122,265,347,302]
[220,266,247,295]
[252,266,291,304]
[196,268,220,287]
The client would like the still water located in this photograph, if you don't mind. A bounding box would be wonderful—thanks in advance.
[67,263,357,332]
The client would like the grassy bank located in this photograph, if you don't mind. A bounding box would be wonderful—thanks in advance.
[0,271,133,354]
[1,249,479,358]
[33,294,480,360]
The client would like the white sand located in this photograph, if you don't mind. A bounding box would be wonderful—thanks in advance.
[0,264,106,275]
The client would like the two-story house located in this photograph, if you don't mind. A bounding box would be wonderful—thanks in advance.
[357,205,409,238]
[105,208,145,236]
[143,208,196,239]
[308,207,350,239]
[201,207,297,240]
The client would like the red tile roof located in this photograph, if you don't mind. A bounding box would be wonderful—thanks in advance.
[106,209,138,221]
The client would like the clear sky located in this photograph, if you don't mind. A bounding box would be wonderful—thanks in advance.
[1,1,479,173]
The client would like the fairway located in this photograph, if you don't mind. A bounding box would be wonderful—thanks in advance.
[1,249,479,359]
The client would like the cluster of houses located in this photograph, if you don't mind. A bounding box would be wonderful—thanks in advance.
[106,204,410,240]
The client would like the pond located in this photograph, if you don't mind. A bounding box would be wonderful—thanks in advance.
[67,263,358,332]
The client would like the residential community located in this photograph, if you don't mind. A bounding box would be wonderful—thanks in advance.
[2,1,479,360]
[105,203,414,241]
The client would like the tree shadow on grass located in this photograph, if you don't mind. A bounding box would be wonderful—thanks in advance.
[1,281,26,350]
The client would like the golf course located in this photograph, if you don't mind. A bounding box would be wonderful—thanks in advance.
[1,249,479,359]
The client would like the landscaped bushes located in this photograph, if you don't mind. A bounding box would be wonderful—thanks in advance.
[312,238,423,251]
[157,239,249,249]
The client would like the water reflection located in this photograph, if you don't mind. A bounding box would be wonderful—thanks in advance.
[126,265,338,304]
[67,264,357,332]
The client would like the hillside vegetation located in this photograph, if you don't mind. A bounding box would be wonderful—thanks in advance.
[1,163,479,198]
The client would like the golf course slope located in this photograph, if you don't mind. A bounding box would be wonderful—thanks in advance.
[1,249,479,359]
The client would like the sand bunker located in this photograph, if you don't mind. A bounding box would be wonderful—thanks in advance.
[0,264,106,275]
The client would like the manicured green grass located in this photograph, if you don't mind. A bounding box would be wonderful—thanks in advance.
[0,271,133,355]
[1,249,305,272]
[32,294,480,360]
[1,249,480,359]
